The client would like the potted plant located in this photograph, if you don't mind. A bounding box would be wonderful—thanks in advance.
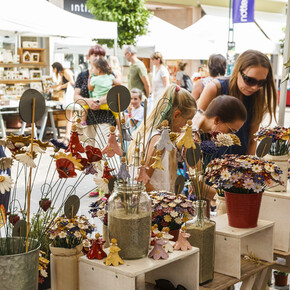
[255,126,290,192]
[274,270,289,287]
[205,154,282,228]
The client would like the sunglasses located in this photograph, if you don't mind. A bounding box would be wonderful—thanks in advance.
[240,71,267,87]
[226,123,239,134]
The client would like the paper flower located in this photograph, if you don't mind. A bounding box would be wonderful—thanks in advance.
[94,176,109,194]
[55,158,77,178]
[24,143,46,154]
[15,152,36,168]
[0,157,13,171]
[0,174,13,194]
[85,145,102,163]
[215,133,234,147]
[54,152,83,171]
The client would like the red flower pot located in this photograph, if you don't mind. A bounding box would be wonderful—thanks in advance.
[274,272,288,287]
[225,191,263,228]
[169,229,179,242]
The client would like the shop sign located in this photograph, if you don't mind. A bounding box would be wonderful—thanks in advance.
[64,0,94,19]
[232,0,255,23]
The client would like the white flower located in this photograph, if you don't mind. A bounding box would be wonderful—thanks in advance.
[93,161,103,172]
[0,157,13,171]
[96,209,106,218]
[83,239,91,248]
[74,231,81,238]
[79,224,88,230]
[58,231,67,238]
[24,143,46,154]
[6,140,15,150]
[40,269,48,278]
[0,174,13,194]
[15,152,36,168]
[67,223,74,229]
[221,169,231,180]
[93,176,109,194]
[49,233,57,239]
[215,133,234,147]
[253,184,263,193]
[14,142,25,148]
[175,217,182,224]
[0,139,7,146]
[252,164,262,173]
[265,163,275,173]
[170,211,178,218]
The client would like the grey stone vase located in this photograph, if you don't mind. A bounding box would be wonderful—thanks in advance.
[0,237,40,290]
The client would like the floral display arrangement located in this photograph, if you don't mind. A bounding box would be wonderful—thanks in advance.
[47,215,95,249]
[204,154,282,194]
[38,250,49,284]
[255,126,290,156]
[89,194,109,225]
[150,191,194,231]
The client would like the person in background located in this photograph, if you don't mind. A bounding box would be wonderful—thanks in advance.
[192,54,227,101]
[176,61,193,92]
[151,52,170,104]
[124,45,151,100]
[74,45,116,149]
[108,55,122,82]
[51,62,75,143]
[198,49,278,155]
[126,88,144,134]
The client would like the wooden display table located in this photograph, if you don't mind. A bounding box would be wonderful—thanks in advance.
[200,259,275,290]
[79,246,199,290]
[274,249,290,273]
[213,214,274,279]
[260,190,290,252]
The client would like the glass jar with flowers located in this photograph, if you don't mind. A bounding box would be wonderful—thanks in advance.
[108,181,151,259]
[47,215,95,290]
[204,154,282,228]
[255,126,290,192]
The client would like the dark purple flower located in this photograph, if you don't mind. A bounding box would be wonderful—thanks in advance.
[200,140,218,155]
[50,139,68,150]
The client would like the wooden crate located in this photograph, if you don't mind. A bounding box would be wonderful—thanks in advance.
[260,190,290,252]
[79,245,199,290]
[213,214,274,279]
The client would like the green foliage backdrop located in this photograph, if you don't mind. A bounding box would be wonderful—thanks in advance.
[86,0,152,48]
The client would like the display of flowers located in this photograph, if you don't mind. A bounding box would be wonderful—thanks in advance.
[38,250,49,285]
[47,215,95,249]
[149,191,194,231]
[204,154,282,194]
[255,126,290,156]
[89,194,110,225]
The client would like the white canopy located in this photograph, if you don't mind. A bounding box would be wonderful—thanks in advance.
[0,0,117,39]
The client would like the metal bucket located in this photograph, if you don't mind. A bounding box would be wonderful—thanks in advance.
[0,237,40,290]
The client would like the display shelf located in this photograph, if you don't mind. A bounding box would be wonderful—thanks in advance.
[260,190,290,252]
[18,47,46,65]
[0,63,46,68]
[79,245,199,290]
[0,79,42,84]
[200,259,275,290]
[212,214,274,279]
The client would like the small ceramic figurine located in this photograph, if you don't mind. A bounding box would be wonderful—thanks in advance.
[148,233,169,260]
[102,126,123,158]
[103,238,124,266]
[150,224,160,246]
[135,160,150,184]
[120,119,133,141]
[161,227,174,253]
[102,161,114,180]
[176,120,196,149]
[155,120,174,152]
[117,157,131,180]
[173,226,192,251]
[87,233,107,260]
[151,150,164,170]
[94,175,109,194]
[65,124,85,155]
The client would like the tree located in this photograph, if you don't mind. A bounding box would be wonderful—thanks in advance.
[86,0,152,48]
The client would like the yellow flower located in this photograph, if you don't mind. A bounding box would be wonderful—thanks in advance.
[281,135,289,140]
[230,134,241,146]
[182,216,188,223]
[164,215,172,222]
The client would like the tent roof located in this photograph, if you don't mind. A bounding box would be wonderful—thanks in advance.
[0,0,117,39]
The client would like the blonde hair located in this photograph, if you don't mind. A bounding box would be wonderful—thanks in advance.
[127,85,197,184]
[151,51,164,64]
[229,49,277,125]
[108,55,122,78]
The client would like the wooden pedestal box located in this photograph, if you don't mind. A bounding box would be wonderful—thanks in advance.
[79,245,199,290]
[260,190,290,252]
[213,214,274,279]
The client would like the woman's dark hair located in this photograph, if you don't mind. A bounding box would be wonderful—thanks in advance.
[51,62,64,74]
[93,58,112,75]
[131,88,143,100]
[208,54,227,77]
[178,62,187,71]
[205,95,247,123]
[88,44,106,57]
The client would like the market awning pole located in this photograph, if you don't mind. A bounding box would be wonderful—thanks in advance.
[278,0,290,126]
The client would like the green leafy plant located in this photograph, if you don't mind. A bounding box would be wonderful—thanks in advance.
[274,270,288,276]
[86,0,152,47]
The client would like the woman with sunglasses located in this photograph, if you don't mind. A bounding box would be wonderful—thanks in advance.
[197,49,278,155]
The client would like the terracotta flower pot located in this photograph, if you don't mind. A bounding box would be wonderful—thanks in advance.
[274,272,288,287]
[225,191,263,228]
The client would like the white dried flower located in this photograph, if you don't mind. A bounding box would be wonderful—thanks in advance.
[58,231,67,238]
[215,133,234,147]
[93,176,109,194]
[15,152,36,168]
[24,143,46,154]
[0,157,13,171]
[0,174,13,194]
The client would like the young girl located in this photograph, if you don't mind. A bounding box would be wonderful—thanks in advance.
[81,58,120,124]
[198,49,278,155]
[127,88,144,134]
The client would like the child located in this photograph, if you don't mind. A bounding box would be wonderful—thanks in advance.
[81,58,120,124]
[126,88,144,134]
